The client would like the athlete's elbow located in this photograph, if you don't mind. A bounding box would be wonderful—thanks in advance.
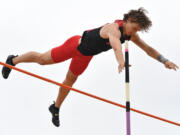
[111,42,122,51]
[146,50,154,57]
[113,47,122,53]
[112,47,118,52]
[145,46,153,55]
[146,50,151,56]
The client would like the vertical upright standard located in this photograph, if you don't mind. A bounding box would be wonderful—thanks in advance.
[125,40,131,135]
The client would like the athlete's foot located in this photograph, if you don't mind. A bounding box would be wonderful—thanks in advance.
[49,101,60,127]
[2,55,18,79]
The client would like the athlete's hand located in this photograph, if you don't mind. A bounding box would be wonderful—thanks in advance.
[164,60,179,71]
[118,62,132,73]
[118,62,125,73]
[118,58,125,73]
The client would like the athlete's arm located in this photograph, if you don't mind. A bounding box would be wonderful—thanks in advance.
[131,33,161,59]
[106,23,125,73]
[131,33,179,70]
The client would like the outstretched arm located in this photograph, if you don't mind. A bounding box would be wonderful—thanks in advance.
[105,23,125,73]
[131,33,179,71]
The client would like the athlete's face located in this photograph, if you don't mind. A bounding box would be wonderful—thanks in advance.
[124,20,141,36]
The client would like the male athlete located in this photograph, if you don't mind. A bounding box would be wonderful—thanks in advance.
[2,8,179,127]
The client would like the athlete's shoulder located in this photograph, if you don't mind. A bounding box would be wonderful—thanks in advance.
[103,19,123,31]
[101,21,119,30]
[114,19,123,27]
[100,22,120,37]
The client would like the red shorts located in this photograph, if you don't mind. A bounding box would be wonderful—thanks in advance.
[51,35,93,76]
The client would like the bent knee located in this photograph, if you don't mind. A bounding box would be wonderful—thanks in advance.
[38,51,54,65]
[64,70,78,84]
[65,75,78,84]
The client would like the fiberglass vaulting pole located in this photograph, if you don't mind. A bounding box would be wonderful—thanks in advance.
[125,40,131,135]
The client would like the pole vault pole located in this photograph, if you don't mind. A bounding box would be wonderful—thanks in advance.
[125,41,131,135]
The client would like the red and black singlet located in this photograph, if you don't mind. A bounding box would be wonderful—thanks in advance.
[77,20,131,56]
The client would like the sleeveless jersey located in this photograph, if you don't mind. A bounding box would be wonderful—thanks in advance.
[77,20,131,56]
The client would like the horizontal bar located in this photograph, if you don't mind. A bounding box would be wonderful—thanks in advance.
[0,61,179,127]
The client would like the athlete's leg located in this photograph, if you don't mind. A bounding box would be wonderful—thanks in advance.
[2,35,81,80]
[12,35,82,66]
[12,50,55,65]
[48,35,81,127]
[49,70,78,127]
[55,51,93,109]
[55,69,78,108]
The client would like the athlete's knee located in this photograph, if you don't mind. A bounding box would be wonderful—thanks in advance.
[38,56,47,65]
[38,51,53,65]
[65,75,78,84]
[64,70,78,84]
